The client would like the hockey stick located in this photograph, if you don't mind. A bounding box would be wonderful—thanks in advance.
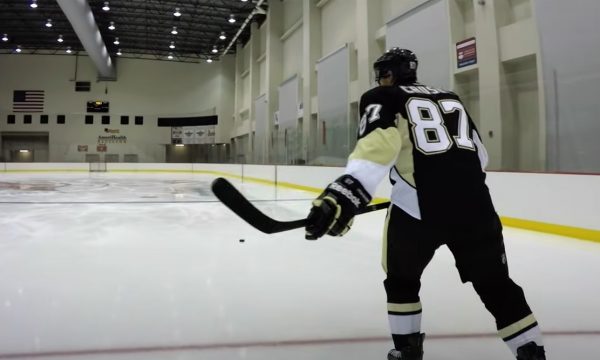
[211,177,390,234]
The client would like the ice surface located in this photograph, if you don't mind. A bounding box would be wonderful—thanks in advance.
[0,172,598,359]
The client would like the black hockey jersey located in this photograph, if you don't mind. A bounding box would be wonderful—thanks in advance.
[344,83,496,226]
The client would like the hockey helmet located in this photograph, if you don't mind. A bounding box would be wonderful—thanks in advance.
[374,48,418,85]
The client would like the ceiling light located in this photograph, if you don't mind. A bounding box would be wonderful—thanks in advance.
[212,46,218,54]
[102,1,110,11]
[175,144,185,147]
[113,37,119,45]
[66,47,72,54]
[30,0,37,9]
[171,26,178,35]
[169,41,175,49]
[241,0,248,2]
[167,53,174,60]
[108,21,115,30]
[219,31,226,40]
[2,34,8,42]
[228,14,236,23]
[173,7,181,17]
[45,19,53,28]
[19,150,30,153]
[116,49,122,56]
[206,58,213,63]
[57,35,63,43]
[15,45,22,53]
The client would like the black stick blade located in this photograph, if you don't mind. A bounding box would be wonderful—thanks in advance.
[211,177,306,234]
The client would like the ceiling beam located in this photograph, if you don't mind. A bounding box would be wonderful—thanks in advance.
[56,0,115,79]
[223,0,266,55]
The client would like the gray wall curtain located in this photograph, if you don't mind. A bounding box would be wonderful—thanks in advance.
[278,75,299,130]
[254,94,268,164]
[315,44,350,166]
[386,0,450,90]
[534,0,600,173]
[276,75,301,164]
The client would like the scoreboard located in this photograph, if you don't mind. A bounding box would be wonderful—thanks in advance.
[87,101,109,113]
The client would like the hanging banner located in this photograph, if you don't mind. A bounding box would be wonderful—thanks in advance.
[205,127,215,144]
[182,126,200,144]
[173,125,216,144]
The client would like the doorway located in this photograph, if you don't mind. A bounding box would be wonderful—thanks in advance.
[0,132,49,162]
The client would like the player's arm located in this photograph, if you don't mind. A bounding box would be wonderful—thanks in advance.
[305,88,402,240]
[345,90,402,197]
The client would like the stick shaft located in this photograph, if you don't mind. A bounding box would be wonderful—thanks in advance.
[211,177,390,234]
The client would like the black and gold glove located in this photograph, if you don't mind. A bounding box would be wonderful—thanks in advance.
[305,175,371,240]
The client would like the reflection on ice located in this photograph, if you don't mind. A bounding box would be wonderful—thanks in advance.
[0,173,311,203]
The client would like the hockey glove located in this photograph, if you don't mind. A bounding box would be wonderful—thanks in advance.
[305,175,372,240]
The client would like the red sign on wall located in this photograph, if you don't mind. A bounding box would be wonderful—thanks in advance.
[97,144,107,152]
[456,37,477,68]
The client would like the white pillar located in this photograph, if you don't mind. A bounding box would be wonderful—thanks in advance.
[302,0,321,162]
[248,22,261,159]
[355,0,382,94]
[474,0,503,169]
[265,0,283,162]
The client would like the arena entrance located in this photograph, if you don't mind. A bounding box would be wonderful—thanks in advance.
[165,143,230,163]
[0,132,49,162]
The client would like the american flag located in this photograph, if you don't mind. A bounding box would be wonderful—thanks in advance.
[13,90,45,113]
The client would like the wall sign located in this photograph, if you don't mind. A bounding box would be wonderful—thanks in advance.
[87,101,109,113]
[98,135,127,144]
[171,126,215,144]
[456,37,477,68]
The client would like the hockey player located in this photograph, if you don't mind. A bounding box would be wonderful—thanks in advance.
[304,48,546,360]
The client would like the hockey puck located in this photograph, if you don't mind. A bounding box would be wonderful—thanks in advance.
[239,239,245,243]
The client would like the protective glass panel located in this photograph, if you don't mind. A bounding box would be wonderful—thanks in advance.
[534,0,600,173]
[314,45,350,166]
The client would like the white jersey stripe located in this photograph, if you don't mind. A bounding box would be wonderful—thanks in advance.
[344,158,394,198]
[388,313,422,335]
[472,130,489,171]
[390,168,422,219]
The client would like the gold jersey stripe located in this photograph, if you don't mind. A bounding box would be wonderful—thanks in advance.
[387,302,422,313]
[349,127,402,165]
[498,314,537,339]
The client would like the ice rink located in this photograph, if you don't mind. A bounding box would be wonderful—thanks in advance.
[0,172,599,359]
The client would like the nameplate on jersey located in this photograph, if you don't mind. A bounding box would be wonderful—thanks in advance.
[400,85,451,95]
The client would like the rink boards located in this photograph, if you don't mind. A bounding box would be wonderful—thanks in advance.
[1,162,598,242]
